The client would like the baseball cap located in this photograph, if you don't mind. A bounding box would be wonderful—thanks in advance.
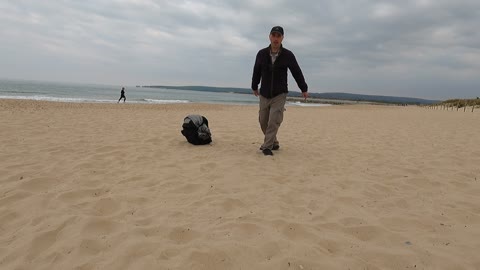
[270,26,284,36]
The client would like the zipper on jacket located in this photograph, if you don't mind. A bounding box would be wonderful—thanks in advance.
[269,47,281,98]
[270,51,275,98]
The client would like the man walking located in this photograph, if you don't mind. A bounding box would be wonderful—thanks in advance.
[118,87,126,103]
[251,26,308,156]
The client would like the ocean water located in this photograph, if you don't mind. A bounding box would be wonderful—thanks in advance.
[0,79,329,107]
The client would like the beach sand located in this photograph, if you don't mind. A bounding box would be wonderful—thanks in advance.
[1,99,479,270]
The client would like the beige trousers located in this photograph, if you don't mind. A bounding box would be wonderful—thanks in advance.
[259,93,287,150]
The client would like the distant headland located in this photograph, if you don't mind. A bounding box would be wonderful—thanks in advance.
[141,85,440,105]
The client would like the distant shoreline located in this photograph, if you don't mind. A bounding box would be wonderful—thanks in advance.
[142,85,440,105]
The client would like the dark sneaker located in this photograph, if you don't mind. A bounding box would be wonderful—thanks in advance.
[260,145,280,151]
[262,149,273,156]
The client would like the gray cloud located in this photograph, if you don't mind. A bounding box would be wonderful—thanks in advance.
[1,0,479,99]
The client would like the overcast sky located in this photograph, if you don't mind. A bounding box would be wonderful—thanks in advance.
[1,1,479,99]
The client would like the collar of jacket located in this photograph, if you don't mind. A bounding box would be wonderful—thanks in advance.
[268,44,283,55]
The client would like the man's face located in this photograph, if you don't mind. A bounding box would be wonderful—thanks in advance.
[269,32,283,48]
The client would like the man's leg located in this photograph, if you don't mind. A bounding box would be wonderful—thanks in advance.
[262,93,286,150]
[259,95,270,138]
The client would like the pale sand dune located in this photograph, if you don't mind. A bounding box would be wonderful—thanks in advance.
[0,99,479,270]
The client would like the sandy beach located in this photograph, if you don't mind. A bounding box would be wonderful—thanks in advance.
[0,99,479,270]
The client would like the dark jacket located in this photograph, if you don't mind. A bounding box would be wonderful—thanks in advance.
[251,45,308,98]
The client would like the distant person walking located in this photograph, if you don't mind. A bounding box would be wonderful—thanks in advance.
[118,87,126,103]
[251,26,308,156]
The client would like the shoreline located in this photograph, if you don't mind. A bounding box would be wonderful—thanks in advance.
[0,97,335,107]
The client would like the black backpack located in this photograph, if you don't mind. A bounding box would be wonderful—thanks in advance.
[181,115,212,145]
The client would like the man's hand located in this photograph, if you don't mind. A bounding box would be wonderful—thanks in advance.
[302,91,308,100]
[253,90,259,97]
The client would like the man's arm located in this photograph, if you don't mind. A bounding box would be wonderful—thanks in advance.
[288,53,308,98]
[251,50,262,95]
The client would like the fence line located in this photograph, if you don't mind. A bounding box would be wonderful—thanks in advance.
[423,99,478,112]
